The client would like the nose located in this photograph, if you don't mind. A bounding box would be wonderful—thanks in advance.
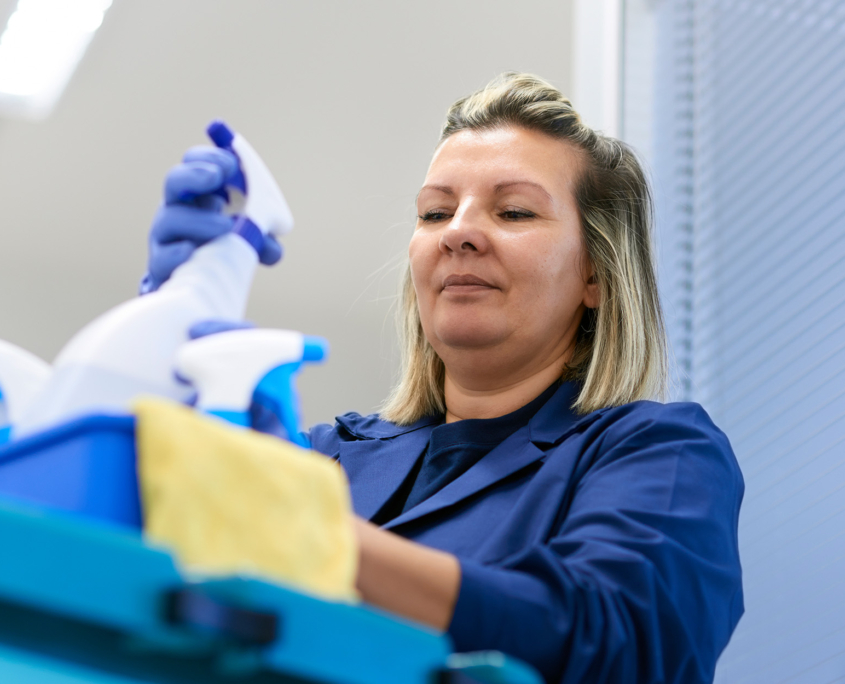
[438,202,491,255]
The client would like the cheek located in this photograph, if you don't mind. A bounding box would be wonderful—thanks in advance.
[408,233,428,289]
[408,232,438,314]
[509,234,586,311]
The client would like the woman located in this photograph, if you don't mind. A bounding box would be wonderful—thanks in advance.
[146,73,743,684]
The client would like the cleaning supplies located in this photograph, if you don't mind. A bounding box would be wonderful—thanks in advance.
[135,397,357,601]
[0,340,51,442]
[16,122,291,436]
[205,120,293,251]
[175,328,328,446]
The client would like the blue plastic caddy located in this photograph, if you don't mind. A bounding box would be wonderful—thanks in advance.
[0,415,542,684]
[0,414,141,528]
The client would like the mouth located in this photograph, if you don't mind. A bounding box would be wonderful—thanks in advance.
[441,274,497,292]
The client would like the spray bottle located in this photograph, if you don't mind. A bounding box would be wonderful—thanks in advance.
[16,122,292,436]
[174,328,328,447]
[0,340,51,443]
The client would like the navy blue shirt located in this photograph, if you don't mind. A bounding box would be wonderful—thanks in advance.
[307,382,744,684]
[373,384,559,523]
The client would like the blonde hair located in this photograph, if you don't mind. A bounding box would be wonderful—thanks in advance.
[381,72,667,424]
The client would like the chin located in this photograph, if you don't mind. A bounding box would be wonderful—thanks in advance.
[432,319,508,350]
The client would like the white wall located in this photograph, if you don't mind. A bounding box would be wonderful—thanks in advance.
[0,0,575,427]
[572,0,621,136]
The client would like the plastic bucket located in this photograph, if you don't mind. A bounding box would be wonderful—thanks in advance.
[0,414,141,528]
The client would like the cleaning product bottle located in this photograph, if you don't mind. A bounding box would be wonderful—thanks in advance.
[174,328,328,447]
[15,122,292,437]
[0,340,51,442]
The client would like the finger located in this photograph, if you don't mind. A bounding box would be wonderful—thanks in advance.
[190,193,227,212]
[258,234,284,265]
[164,161,230,204]
[148,240,196,284]
[151,205,234,244]
[188,319,255,339]
[138,272,158,295]
[183,146,239,179]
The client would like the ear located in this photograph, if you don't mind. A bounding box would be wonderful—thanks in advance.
[583,261,600,309]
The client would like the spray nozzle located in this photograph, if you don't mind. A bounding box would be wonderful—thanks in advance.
[174,329,328,447]
[205,120,294,255]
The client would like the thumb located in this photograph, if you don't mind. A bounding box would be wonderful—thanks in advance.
[258,234,283,266]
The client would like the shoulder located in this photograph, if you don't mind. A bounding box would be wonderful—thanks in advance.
[307,411,439,458]
[305,412,374,458]
[571,400,743,497]
[535,391,731,456]
[592,400,730,448]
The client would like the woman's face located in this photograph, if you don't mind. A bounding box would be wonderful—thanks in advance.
[409,126,598,381]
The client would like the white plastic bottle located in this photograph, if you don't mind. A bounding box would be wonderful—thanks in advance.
[16,122,292,436]
[175,328,328,446]
[0,340,51,435]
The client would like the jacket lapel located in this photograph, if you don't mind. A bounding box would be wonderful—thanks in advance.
[337,424,434,520]
[382,382,590,531]
[382,428,545,530]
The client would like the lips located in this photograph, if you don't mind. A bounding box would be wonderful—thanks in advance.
[442,274,496,290]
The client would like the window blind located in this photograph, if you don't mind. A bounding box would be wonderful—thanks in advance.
[641,1,845,682]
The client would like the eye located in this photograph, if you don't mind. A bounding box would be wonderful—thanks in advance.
[499,208,536,221]
[418,209,452,222]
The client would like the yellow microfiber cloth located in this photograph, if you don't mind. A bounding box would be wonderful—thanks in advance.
[134,398,358,601]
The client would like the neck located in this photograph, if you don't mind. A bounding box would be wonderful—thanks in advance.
[443,355,566,423]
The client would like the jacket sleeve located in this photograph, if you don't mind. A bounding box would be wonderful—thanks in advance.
[304,421,342,458]
[447,403,744,684]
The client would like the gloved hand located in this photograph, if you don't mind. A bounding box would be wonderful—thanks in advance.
[186,319,291,440]
[140,147,283,294]
[188,318,255,339]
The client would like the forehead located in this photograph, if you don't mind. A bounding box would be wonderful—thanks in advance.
[426,126,583,195]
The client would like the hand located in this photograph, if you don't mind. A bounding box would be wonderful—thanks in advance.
[188,318,255,339]
[140,147,283,294]
[353,517,460,630]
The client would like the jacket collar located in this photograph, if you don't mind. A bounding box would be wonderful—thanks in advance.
[338,382,601,527]
[381,429,544,530]
[335,412,440,440]
[336,414,438,520]
[527,381,595,447]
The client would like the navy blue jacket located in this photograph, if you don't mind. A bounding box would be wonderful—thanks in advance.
[308,382,744,684]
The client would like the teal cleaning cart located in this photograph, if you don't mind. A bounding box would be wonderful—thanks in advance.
[0,417,542,684]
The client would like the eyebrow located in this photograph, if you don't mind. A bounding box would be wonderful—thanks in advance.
[494,181,554,202]
[416,181,553,202]
[417,184,454,199]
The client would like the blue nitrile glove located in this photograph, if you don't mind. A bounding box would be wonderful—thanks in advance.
[187,319,294,441]
[188,319,255,339]
[140,147,283,294]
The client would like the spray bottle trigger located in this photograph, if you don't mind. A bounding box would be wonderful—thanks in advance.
[250,337,328,448]
[207,119,247,197]
[303,337,329,362]
[207,120,235,148]
[252,362,308,448]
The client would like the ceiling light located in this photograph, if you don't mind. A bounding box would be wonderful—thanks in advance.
[0,0,114,119]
